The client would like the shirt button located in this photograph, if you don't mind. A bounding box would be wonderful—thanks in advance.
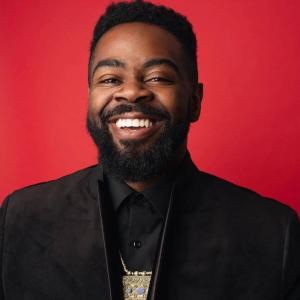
[131,240,142,248]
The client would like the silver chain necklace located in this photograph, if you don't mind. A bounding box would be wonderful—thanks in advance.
[120,254,152,300]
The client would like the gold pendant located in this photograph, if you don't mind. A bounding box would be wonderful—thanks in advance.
[122,274,151,299]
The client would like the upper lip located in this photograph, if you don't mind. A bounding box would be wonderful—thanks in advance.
[108,112,163,123]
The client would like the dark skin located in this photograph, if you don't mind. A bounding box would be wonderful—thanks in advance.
[88,22,203,191]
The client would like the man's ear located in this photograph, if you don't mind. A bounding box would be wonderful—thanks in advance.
[189,82,203,122]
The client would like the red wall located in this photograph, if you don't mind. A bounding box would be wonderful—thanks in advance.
[1,0,299,215]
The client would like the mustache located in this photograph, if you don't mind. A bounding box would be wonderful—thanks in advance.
[100,103,170,122]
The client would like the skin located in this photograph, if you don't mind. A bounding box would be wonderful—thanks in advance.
[88,22,203,191]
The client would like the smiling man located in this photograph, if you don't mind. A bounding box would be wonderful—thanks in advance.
[87,21,200,190]
[1,1,299,300]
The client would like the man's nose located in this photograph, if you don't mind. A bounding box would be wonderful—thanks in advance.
[114,81,153,103]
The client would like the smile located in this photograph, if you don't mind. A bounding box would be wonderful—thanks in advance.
[108,113,163,141]
[116,118,154,129]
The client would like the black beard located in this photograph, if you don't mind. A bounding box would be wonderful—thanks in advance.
[86,104,190,182]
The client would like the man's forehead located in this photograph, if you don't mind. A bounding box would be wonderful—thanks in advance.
[96,22,182,51]
[91,22,186,68]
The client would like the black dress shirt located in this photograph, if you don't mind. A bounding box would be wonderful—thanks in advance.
[105,173,175,272]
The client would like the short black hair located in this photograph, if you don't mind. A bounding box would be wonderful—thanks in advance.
[88,0,198,86]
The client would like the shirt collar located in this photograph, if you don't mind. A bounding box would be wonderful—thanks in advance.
[104,172,175,218]
[105,176,133,211]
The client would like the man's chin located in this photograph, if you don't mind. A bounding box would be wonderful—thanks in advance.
[114,142,154,161]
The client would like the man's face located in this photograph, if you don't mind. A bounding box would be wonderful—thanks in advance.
[87,22,201,181]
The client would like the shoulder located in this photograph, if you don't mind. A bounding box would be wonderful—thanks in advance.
[181,166,300,264]
[186,165,298,224]
[2,165,98,214]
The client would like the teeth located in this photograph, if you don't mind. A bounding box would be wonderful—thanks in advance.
[132,119,139,127]
[116,119,122,128]
[115,118,154,128]
[125,119,131,127]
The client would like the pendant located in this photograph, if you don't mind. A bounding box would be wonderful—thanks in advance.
[122,274,151,299]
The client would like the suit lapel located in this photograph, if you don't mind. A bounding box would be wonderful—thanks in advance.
[147,181,178,300]
[97,178,123,300]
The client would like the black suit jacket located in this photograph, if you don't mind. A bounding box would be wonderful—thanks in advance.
[1,157,299,299]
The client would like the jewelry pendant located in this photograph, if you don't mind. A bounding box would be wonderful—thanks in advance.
[122,274,151,299]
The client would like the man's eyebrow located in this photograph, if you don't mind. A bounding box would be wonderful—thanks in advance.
[143,58,180,75]
[92,59,126,77]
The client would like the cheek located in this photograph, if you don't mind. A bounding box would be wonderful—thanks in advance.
[159,88,190,122]
[88,89,112,120]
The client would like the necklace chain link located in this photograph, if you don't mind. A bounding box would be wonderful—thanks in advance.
[120,254,152,276]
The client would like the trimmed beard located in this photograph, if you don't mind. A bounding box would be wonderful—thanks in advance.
[86,104,190,182]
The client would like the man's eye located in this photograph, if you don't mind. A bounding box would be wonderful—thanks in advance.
[98,78,121,85]
[145,77,173,84]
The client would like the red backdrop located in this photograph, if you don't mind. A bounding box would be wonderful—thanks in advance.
[1,0,299,215]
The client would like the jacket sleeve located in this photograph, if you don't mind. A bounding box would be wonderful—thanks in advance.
[0,196,10,300]
[282,211,300,300]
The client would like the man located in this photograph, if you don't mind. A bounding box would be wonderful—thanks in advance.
[1,1,299,299]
